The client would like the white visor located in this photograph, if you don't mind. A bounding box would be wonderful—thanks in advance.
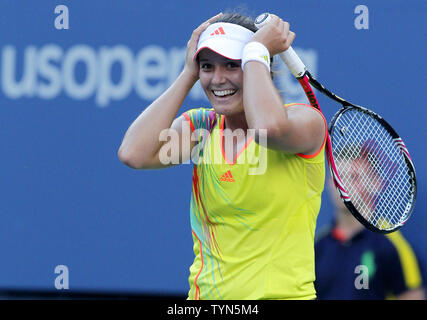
[194,22,254,61]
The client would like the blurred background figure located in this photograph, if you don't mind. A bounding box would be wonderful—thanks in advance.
[315,156,425,300]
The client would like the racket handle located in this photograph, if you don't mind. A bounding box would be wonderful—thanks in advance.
[254,13,307,78]
[278,47,306,78]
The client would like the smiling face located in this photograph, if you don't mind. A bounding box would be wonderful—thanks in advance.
[198,49,244,116]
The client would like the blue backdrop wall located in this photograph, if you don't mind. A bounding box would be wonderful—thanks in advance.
[0,0,425,295]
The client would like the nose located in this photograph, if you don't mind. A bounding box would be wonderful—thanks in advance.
[211,65,227,86]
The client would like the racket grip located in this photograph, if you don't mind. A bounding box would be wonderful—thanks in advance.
[278,47,306,78]
[254,13,306,78]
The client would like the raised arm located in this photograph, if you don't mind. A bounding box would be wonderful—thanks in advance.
[118,13,222,169]
[243,14,325,156]
[118,71,196,169]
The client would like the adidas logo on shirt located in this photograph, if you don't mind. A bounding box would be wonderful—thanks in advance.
[220,170,235,182]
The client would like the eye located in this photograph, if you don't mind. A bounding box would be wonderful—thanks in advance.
[200,63,212,70]
[226,61,240,69]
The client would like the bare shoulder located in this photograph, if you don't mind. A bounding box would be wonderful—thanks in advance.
[285,103,326,155]
[286,103,324,118]
[286,103,326,129]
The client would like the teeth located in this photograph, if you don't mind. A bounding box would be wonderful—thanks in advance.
[213,89,236,97]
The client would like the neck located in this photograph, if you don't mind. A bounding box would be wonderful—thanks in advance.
[223,111,249,132]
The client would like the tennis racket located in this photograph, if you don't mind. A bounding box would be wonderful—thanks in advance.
[255,13,417,233]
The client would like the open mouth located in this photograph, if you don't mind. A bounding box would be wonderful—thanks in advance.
[212,89,237,98]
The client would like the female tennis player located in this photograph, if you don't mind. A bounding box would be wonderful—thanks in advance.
[118,12,327,300]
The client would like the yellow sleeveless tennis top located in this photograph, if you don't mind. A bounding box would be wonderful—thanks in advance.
[183,104,326,300]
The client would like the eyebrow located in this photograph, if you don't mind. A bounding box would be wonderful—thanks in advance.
[199,58,241,63]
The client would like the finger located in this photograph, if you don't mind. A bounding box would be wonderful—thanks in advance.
[268,14,281,26]
[195,12,222,33]
[205,12,223,24]
[268,14,280,22]
[190,19,213,45]
[188,13,222,56]
[282,21,290,34]
[285,31,296,48]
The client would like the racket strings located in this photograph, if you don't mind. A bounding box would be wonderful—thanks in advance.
[331,109,413,230]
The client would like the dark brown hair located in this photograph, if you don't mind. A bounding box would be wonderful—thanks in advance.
[213,12,257,33]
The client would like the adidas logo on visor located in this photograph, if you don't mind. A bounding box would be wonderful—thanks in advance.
[210,26,225,36]
[194,23,255,61]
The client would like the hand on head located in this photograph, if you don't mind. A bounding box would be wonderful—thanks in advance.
[184,13,223,81]
[251,14,296,56]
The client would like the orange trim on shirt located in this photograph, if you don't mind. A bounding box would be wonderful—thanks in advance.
[182,112,195,132]
[192,229,204,300]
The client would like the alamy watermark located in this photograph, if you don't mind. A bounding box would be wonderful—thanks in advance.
[54,5,69,30]
[54,264,69,290]
[354,264,369,290]
[354,5,369,30]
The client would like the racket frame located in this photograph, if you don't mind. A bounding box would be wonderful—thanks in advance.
[327,103,417,233]
[298,71,417,233]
